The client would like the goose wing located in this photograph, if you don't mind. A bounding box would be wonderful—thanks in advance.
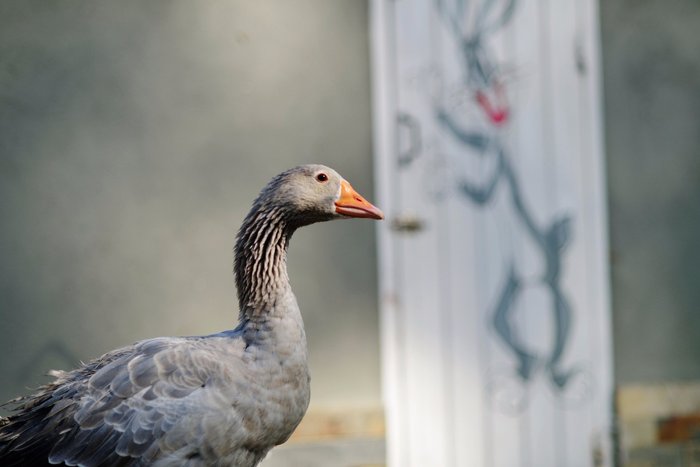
[0,336,242,466]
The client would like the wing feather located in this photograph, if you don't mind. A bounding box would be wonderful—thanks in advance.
[1,336,238,466]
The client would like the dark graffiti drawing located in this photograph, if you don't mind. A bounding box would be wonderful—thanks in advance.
[435,0,515,126]
[444,136,577,390]
[397,112,423,168]
[424,0,584,400]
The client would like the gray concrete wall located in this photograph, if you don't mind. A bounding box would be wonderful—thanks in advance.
[0,0,380,410]
[601,0,700,383]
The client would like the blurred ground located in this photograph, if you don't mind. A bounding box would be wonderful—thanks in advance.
[262,438,384,467]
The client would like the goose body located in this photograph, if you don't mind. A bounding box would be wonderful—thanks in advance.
[0,164,383,466]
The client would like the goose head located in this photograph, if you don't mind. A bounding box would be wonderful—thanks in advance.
[235,164,383,314]
[257,164,384,228]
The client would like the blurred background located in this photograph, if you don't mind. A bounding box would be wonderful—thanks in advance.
[0,0,698,466]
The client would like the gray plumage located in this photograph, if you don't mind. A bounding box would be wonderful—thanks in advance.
[0,164,382,467]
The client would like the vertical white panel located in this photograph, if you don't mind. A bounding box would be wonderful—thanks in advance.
[392,1,451,465]
[547,0,597,465]
[578,0,615,461]
[370,0,401,465]
[370,0,613,465]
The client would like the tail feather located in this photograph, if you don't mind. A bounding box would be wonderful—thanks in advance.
[0,376,80,466]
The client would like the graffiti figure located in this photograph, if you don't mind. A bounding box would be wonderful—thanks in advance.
[431,0,579,391]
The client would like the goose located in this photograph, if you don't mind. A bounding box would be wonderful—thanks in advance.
[0,164,383,467]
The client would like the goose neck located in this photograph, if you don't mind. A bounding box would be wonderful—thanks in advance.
[234,207,294,319]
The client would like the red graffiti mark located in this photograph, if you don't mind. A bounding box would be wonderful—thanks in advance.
[475,82,509,125]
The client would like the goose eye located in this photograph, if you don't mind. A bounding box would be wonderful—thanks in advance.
[316,173,328,183]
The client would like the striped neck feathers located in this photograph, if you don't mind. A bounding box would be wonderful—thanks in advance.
[234,204,295,319]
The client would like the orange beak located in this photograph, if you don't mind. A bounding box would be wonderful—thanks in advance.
[334,180,384,220]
